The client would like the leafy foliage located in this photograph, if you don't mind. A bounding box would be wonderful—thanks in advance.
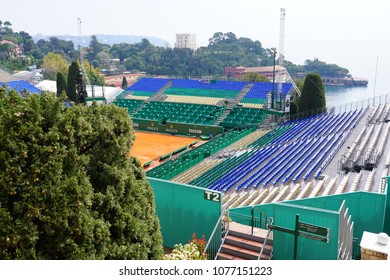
[0,89,163,259]
[163,233,207,260]
[42,52,68,80]
[303,58,349,77]
[83,61,105,86]
[0,19,352,80]
[240,72,270,82]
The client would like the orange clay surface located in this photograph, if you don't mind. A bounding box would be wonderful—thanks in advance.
[130,131,196,166]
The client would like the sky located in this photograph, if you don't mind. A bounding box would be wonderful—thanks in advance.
[1,0,390,81]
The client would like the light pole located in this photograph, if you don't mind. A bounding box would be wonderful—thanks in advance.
[271,47,277,110]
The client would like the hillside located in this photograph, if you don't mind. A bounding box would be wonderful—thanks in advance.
[1,18,358,81]
[32,34,169,48]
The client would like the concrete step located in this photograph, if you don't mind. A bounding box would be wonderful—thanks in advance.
[219,243,270,260]
[217,252,246,260]
[228,222,274,245]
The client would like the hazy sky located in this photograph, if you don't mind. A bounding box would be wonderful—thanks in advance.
[1,0,389,78]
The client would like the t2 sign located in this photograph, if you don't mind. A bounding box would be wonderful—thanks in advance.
[204,190,221,203]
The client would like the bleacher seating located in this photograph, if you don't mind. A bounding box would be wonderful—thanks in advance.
[173,160,220,184]
[146,127,255,180]
[262,186,280,204]
[284,183,301,201]
[322,178,336,196]
[2,80,41,94]
[364,169,376,192]
[126,77,170,93]
[164,87,239,99]
[308,180,325,198]
[240,189,261,207]
[335,174,350,194]
[165,95,222,105]
[112,77,390,209]
[133,101,224,125]
[239,82,292,106]
[249,188,270,206]
[223,192,240,208]
[170,79,247,91]
[350,173,362,192]
[220,107,266,128]
[202,109,365,193]
[296,181,313,200]
[113,99,144,115]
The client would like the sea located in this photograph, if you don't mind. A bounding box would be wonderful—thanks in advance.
[318,53,389,109]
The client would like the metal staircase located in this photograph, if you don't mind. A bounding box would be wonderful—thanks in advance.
[131,81,173,115]
[217,222,273,260]
[213,84,254,126]
[204,207,274,260]
[147,81,173,102]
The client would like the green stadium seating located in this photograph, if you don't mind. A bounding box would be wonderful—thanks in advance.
[132,101,225,126]
[146,127,255,180]
[220,107,267,128]
[164,88,239,99]
[113,99,144,115]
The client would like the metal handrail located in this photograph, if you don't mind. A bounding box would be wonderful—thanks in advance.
[203,207,230,260]
[258,218,274,260]
[251,206,273,233]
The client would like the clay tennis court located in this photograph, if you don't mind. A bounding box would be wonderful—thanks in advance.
[130,131,197,166]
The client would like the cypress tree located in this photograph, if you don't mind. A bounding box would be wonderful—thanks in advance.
[290,100,298,115]
[121,76,128,90]
[56,72,67,97]
[75,68,87,104]
[67,61,79,103]
[299,73,326,114]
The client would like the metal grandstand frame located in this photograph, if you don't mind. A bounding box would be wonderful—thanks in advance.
[337,92,390,174]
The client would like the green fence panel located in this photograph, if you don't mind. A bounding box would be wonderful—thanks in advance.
[284,192,386,245]
[148,178,222,249]
[132,118,224,137]
[229,204,275,224]
[384,177,390,234]
[272,203,339,260]
[230,189,388,259]
[230,203,338,260]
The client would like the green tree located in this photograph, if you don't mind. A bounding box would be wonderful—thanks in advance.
[3,21,12,31]
[240,72,270,82]
[84,60,105,86]
[75,66,86,104]
[18,31,37,54]
[42,52,68,80]
[303,58,349,78]
[299,73,326,114]
[0,43,14,60]
[67,61,79,103]
[87,35,103,62]
[0,89,163,259]
[289,100,298,115]
[121,76,128,89]
[56,72,67,97]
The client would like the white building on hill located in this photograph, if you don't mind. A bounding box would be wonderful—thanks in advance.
[175,34,196,50]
